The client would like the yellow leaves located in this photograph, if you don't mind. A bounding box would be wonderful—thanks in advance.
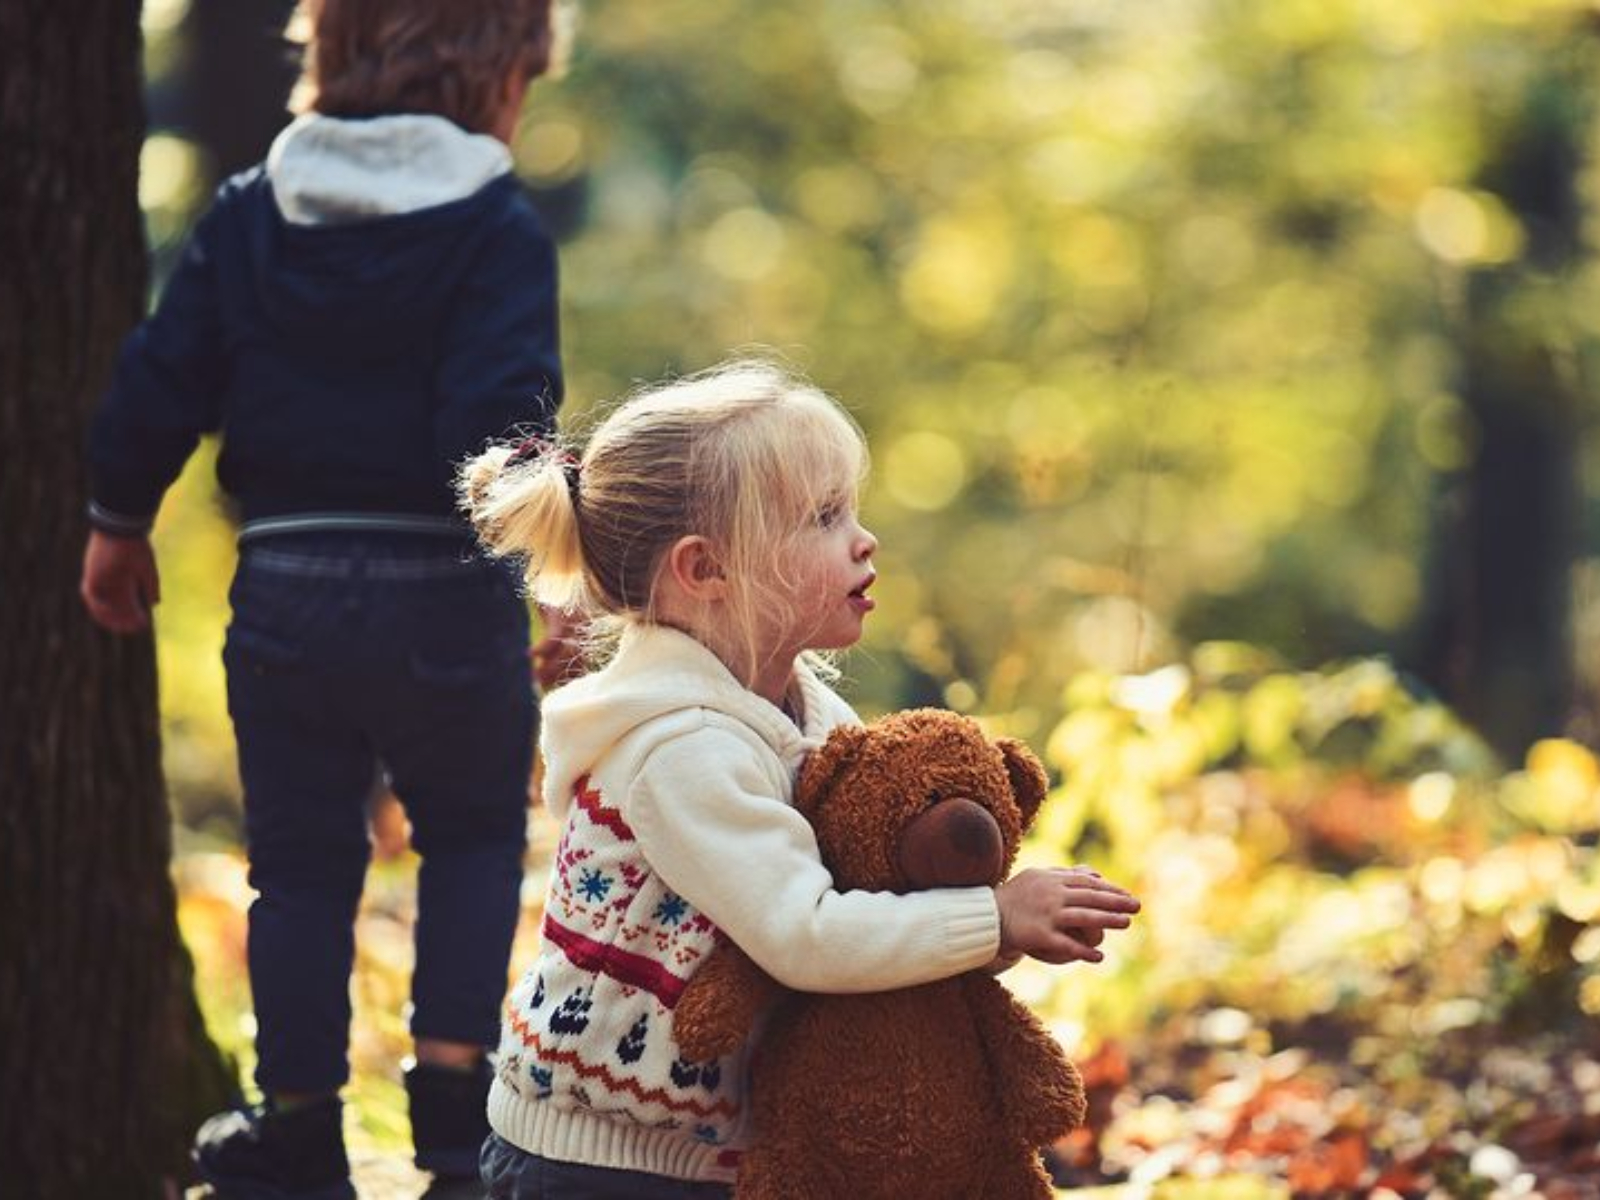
[1408,771,1456,822]
[138,135,208,250]
[1049,212,1145,288]
[141,0,189,33]
[153,441,238,809]
[1556,873,1600,924]
[700,206,787,282]
[1414,187,1526,265]
[138,134,203,213]
[793,165,884,234]
[882,430,968,512]
[1049,706,1128,772]
[1512,739,1600,835]
[1416,835,1580,955]
[1240,676,1305,764]
[515,119,586,183]
[832,24,920,117]
[1579,976,1600,1017]
[898,211,1015,334]
[1045,211,1150,335]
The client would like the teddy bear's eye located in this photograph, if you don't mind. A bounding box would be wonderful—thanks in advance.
[927,788,943,805]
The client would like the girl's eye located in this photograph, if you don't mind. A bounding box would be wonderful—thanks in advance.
[816,503,843,528]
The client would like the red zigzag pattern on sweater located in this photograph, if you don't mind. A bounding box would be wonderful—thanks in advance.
[574,773,633,840]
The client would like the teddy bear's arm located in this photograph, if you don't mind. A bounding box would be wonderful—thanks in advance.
[673,943,787,1061]
[962,974,1087,1145]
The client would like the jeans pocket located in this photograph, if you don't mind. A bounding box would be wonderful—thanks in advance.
[224,622,307,674]
[407,571,530,687]
[226,558,330,673]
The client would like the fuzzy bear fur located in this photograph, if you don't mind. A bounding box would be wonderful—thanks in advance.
[674,708,1087,1199]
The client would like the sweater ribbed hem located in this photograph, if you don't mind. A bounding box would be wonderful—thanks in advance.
[487,1080,741,1185]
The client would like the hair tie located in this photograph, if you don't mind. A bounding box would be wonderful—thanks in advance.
[508,436,581,502]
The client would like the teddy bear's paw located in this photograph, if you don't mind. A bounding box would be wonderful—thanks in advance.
[672,1008,743,1062]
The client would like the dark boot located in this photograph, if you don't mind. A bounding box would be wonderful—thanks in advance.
[193,1096,355,1200]
[406,1059,493,1185]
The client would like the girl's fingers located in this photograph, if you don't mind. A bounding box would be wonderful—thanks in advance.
[1035,931,1106,965]
[1058,907,1133,932]
[1060,886,1141,914]
[1049,868,1136,896]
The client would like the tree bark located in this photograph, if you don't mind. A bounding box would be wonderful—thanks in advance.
[177,0,297,184]
[1415,56,1588,761]
[0,3,232,1196]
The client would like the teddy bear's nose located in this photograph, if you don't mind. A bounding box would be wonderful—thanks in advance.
[896,797,1005,889]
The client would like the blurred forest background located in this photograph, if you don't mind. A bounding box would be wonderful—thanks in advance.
[135,0,1600,1195]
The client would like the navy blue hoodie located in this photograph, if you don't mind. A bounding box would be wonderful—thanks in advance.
[89,113,563,532]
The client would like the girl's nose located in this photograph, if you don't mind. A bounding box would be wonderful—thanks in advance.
[855,523,878,559]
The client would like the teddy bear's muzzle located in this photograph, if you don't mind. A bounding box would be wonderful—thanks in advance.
[896,797,1005,888]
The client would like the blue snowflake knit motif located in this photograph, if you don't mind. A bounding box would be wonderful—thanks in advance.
[576,867,612,903]
[652,893,689,925]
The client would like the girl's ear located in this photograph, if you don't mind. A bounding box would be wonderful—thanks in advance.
[665,535,728,601]
[795,724,869,820]
[996,737,1049,827]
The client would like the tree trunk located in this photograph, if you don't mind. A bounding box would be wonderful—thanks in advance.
[177,0,297,184]
[0,3,233,1196]
[1415,58,1588,761]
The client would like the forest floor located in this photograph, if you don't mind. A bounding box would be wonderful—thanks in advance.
[175,760,1600,1200]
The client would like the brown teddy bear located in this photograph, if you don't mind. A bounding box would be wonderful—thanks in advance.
[674,707,1087,1200]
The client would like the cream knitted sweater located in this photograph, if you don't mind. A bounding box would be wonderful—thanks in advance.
[487,624,1002,1182]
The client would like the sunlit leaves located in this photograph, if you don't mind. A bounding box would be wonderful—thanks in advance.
[1024,649,1600,1193]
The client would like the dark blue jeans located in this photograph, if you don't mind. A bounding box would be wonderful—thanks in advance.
[480,1135,734,1199]
[224,533,534,1094]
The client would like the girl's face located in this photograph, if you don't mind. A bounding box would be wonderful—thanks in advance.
[780,488,879,656]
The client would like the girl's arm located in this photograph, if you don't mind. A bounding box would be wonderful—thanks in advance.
[628,723,1000,994]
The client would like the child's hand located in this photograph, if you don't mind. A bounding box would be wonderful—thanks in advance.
[80,529,160,634]
[995,866,1139,965]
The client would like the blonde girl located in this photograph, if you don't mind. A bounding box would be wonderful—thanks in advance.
[462,358,1138,1198]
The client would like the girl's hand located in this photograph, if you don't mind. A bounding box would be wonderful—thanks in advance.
[995,866,1139,965]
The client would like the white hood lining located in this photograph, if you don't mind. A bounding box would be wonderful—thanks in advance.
[265,112,512,226]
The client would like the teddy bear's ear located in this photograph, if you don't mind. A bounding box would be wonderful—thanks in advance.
[796,723,871,820]
[996,737,1050,827]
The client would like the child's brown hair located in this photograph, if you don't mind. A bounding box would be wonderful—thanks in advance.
[287,0,555,136]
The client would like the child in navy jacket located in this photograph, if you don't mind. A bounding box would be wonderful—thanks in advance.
[79,2,569,1196]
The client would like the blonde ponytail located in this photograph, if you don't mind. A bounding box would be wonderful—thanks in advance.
[457,441,588,611]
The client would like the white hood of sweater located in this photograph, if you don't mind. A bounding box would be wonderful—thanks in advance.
[265,112,512,226]
[539,624,853,820]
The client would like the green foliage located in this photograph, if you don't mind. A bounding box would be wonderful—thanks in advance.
[141,0,1600,811]
[510,0,1600,727]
